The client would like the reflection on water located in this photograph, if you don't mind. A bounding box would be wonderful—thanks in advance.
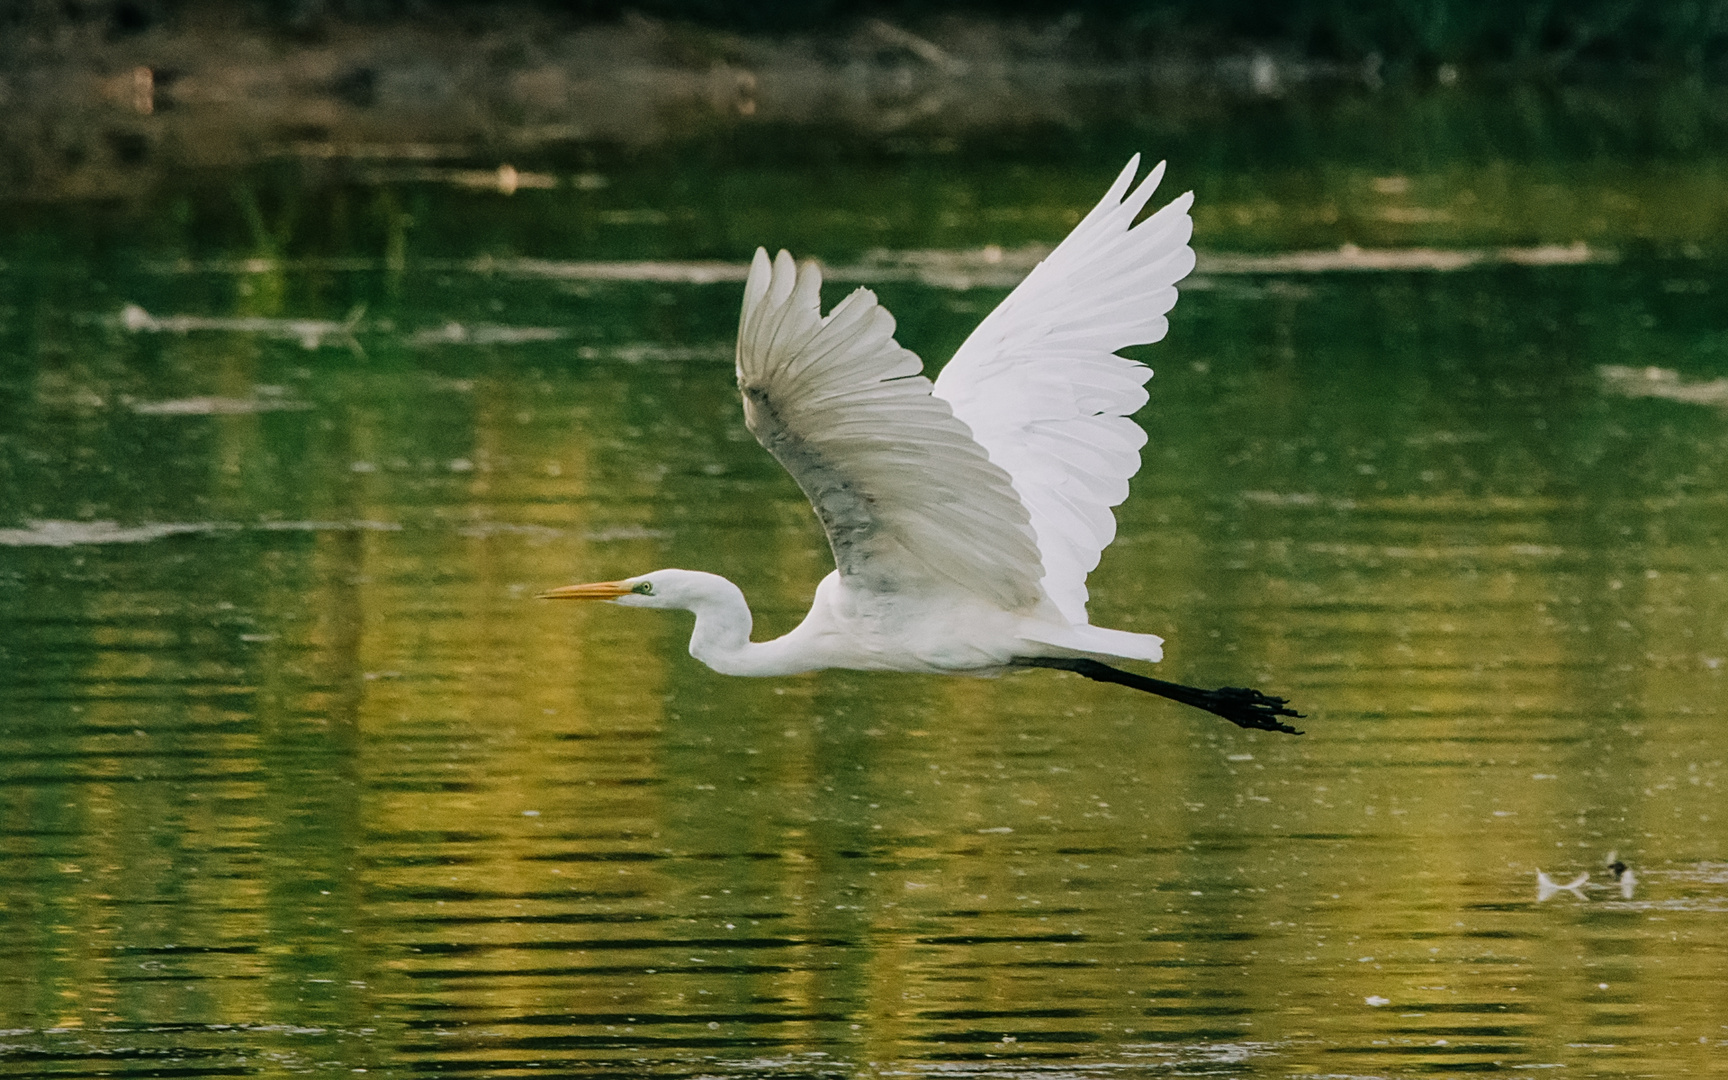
[2,101,1726,1078]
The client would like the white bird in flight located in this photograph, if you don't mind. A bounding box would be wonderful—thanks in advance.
[543,156,1302,733]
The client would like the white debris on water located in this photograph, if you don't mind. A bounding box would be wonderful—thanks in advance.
[493,257,748,284]
[136,243,1613,308]
[581,526,670,541]
[120,303,365,350]
[408,322,568,346]
[0,519,410,546]
[1200,240,1606,274]
[129,388,310,415]
[570,342,733,363]
[456,522,566,541]
[0,520,228,546]
[253,520,402,532]
[1600,365,1728,407]
[354,164,557,194]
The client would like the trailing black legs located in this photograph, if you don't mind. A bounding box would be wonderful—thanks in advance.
[1015,657,1304,735]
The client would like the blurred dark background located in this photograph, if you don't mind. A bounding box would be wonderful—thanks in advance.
[3,0,1725,244]
[5,0,1726,80]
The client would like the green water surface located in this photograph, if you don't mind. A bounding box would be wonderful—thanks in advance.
[2,86,1725,1078]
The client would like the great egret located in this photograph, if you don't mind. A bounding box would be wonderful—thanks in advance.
[543,156,1302,734]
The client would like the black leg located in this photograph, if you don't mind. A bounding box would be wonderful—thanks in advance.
[1014,657,1305,735]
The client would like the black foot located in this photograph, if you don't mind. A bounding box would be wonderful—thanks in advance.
[1188,686,1304,735]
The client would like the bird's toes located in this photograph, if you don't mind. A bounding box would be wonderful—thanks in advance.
[1212,687,1305,735]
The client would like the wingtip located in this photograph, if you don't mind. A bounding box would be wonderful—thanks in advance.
[1116,156,1174,220]
[1117,155,1166,192]
[766,248,799,305]
[1108,154,1142,200]
[744,247,775,309]
[793,255,824,306]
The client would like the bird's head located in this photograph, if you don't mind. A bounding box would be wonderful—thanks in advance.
[537,568,729,611]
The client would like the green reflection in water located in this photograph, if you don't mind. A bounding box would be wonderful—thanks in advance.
[1,86,1726,1079]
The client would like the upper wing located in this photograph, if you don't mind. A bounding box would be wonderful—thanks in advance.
[736,248,1045,611]
[933,156,1195,624]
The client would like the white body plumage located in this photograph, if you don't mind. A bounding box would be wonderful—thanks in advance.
[605,567,1161,678]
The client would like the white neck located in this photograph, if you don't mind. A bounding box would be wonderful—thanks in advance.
[672,574,821,677]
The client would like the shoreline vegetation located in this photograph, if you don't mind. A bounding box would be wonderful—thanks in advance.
[3,1,1726,208]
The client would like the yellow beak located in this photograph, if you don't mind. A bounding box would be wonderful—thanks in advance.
[537,580,634,600]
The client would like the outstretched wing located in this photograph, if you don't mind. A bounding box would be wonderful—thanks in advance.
[933,156,1195,625]
[736,248,1045,611]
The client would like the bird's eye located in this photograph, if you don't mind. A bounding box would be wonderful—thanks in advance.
[632,581,654,595]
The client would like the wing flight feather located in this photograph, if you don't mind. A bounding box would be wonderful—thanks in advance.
[736,249,1045,611]
[933,156,1196,624]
